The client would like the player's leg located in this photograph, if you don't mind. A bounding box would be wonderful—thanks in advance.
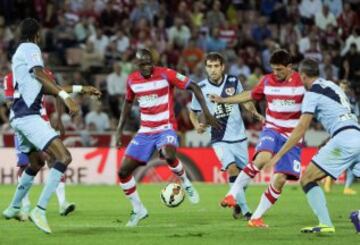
[249,173,287,228]
[46,155,76,216]
[16,150,32,217]
[118,157,148,227]
[29,138,72,233]
[323,176,333,193]
[157,130,199,204]
[300,162,334,233]
[349,161,360,232]
[118,133,154,227]
[222,151,271,207]
[222,129,277,207]
[161,145,200,204]
[3,150,45,221]
[344,168,357,195]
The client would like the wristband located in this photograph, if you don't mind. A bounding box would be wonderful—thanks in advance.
[58,90,71,100]
[72,85,83,93]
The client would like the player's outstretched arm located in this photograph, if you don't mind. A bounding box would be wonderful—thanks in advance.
[187,83,221,129]
[115,100,133,148]
[62,85,101,98]
[269,114,313,166]
[32,67,79,115]
[209,90,253,104]
[54,97,66,137]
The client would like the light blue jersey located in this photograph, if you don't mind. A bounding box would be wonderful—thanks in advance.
[10,42,44,120]
[302,78,359,136]
[191,75,247,143]
[302,78,360,179]
[9,42,58,153]
[191,75,248,170]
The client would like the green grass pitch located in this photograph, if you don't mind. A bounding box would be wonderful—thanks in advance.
[0,184,359,245]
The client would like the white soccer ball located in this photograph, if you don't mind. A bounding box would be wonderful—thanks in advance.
[160,183,185,208]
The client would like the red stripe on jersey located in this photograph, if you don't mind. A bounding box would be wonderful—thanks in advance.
[140,103,168,115]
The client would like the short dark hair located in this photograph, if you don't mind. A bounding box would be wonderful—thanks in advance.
[269,49,292,66]
[299,58,320,77]
[136,48,153,61]
[205,52,225,65]
[19,18,41,42]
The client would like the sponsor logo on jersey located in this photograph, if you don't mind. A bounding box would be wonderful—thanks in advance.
[225,87,235,96]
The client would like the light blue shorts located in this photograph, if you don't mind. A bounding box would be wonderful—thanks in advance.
[312,129,360,179]
[212,140,248,171]
[11,115,58,154]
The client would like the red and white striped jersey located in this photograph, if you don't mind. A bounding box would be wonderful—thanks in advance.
[3,69,55,121]
[126,66,191,134]
[251,72,305,137]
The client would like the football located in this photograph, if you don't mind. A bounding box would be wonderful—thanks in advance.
[160,183,185,208]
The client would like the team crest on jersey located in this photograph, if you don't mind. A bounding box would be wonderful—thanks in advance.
[176,73,186,81]
[225,87,235,96]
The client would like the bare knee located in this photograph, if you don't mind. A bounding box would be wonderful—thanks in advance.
[253,151,272,170]
[161,147,176,163]
[118,158,138,180]
[227,164,239,177]
[59,149,72,165]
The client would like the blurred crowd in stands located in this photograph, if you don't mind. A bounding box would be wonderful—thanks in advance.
[0,0,360,145]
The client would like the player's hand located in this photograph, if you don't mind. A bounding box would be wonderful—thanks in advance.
[195,123,207,134]
[204,112,222,129]
[115,130,123,148]
[209,94,225,103]
[64,97,80,115]
[82,86,102,98]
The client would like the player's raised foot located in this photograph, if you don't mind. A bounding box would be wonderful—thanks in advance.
[220,195,236,208]
[21,204,31,221]
[29,207,51,234]
[344,188,357,195]
[3,207,26,221]
[126,206,148,227]
[248,218,269,228]
[300,224,335,233]
[350,211,360,233]
[232,204,241,219]
[60,202,76,216]
[183,185,200,204]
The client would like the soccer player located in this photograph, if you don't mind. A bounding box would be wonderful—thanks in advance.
[115,48,220,227]
[189,52,263,220]
[3,71,76,218]
[2,18,99,234]
[211,50,305,227]
[268,58,360,233]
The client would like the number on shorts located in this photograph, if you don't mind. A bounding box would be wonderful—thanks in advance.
[293,160,301,173]
[166,135,176,144]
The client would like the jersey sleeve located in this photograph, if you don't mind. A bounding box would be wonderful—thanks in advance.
[165,68,191,90]
[301,91,320,114]
[190,93,202,112]
[251,76,265,101]
[3,73,14,99]
[125,78,135,102]
[236,78,244,94]
[23,43,44,71]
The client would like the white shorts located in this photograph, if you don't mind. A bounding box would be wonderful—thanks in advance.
[11,115,58,153]
[312,129,360,179]
[212,140,248,171]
